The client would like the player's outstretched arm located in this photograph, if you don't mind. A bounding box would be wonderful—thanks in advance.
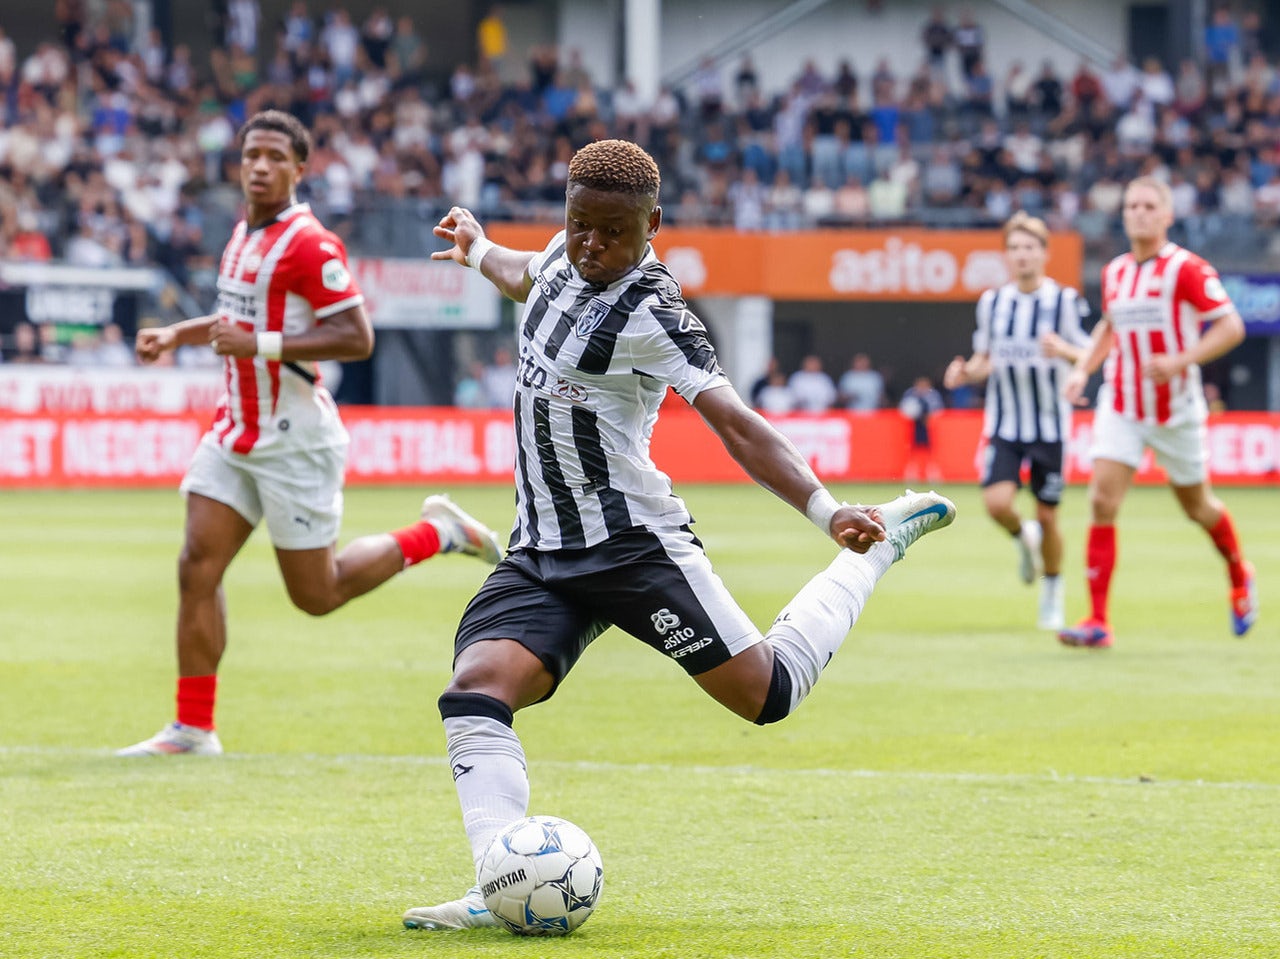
[692,384,885,552]
[433,205,536,302]
[135,315,215,364]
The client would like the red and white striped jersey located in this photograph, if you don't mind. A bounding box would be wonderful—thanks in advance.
[209,203,364,454]
[1100,242,1234,426]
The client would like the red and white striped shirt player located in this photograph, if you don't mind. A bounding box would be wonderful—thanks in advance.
[1058,176,1255,650]
[120,110,501,760]
[1099,241,1234,427]
[210,202,363,454]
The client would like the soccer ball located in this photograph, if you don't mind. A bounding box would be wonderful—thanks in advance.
[478,815,604,936]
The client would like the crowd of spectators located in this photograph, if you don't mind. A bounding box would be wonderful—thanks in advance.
[0,2,1277,365]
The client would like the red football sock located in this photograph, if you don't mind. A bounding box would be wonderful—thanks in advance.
[390,520,442,568]
[1085,524,1116,623]
[1207,511,1247,588]
[176,674,217,731]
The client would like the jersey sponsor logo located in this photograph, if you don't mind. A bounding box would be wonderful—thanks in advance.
[1203,276,1227,302]
[535,273,553,297]
[518,350,590,403]
[650,608,681,634]
[216,290,259,323]
[575,298,611,338]
[321,258,351,292]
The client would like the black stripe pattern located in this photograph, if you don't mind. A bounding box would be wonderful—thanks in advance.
[508,235,729,550]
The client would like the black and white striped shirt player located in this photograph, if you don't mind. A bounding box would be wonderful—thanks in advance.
[973,279,1091,447]
[402,141,957,933]
[508,231,725,551]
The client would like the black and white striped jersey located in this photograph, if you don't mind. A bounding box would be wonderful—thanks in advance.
[972,279,1091,444]
[508,231,731,551]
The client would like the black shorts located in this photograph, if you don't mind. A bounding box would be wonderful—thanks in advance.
[453,526,761,701]
[981,437,1065,505]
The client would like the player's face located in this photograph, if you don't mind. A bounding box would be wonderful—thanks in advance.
[1122,184,1173,246]
[240,129,303,213]
[564,184,661,286]
[1004,230,1046,282]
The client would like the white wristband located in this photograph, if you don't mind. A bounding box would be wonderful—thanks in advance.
[466,237,496,270]
[805,488,840,534]
[256,331,283,360]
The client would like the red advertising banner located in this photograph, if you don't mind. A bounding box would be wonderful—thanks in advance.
[4,408,1278,489]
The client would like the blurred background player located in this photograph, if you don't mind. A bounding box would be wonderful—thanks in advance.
[898,375,944,482]
[401,139,954,931]
[944,211,1090,630]
[118,110,500,757]
[1058,176,1256,649]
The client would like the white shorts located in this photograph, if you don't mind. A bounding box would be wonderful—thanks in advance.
[181,435,347,549]
[1088,402,1208,487]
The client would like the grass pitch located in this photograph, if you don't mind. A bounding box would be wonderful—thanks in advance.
[1,482,1277,958]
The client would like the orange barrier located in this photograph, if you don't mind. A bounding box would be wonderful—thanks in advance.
[487,225,1083,300]
[5,408,1278,488]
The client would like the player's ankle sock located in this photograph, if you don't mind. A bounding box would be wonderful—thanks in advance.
[763,546,887,717]
[390,521,442,568]
[439,692,529,875]
[1206,511,1247,588]
[1085,524,1116,623]
[176,674,217,730]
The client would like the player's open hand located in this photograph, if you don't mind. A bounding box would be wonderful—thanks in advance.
[135,327,175,364]
[942,356,966,390]
[830,504,886,553]
[432,206,484,265]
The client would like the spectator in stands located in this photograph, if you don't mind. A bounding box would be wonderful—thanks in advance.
[788,355,837,411]
[838,353,884,411]
[920,6,952,79]
[482,346,517,409]
[953,8,986,80]
[1204,4,1241,94]
[756,368,797,414]
[454,360,489,409]
[6,322,44,364]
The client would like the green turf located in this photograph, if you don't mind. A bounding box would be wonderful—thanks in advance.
[1,482,1277,958]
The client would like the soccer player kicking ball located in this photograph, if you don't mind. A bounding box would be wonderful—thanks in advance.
[1057,176,1256,649]
[118,111,501,757]
[944,211,1091,630]
[400,139,955,931]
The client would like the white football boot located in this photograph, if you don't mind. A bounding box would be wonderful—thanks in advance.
[1016,519,1043,585]
[871,489,956,562]
[1037,575,1065,631]
[116,722,223,757]
[403,886,498,930]
[421,495,502,565]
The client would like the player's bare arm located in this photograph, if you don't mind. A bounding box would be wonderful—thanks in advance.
[944,353,990,388]
[135,315,216,363]
[692,384,885,552]
[433,206,536,302]
[1143,310,1246,385]
[208,304,373,361]
[1064,317,1114,405]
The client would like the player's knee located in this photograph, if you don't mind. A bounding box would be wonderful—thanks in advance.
[287,586,339,617]
[176,548,224,595]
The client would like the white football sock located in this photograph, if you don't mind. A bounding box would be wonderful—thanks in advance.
[766,543,893,711]
[443,714,530,876]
